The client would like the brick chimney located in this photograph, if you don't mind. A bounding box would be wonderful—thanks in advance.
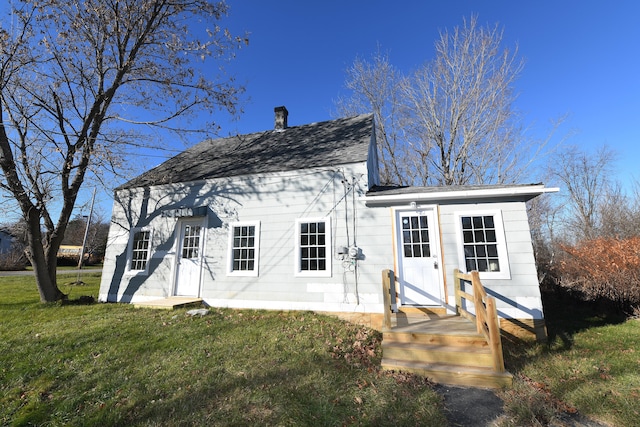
[274,106,288,130]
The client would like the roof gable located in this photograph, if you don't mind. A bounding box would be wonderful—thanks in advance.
[118,114,374,190]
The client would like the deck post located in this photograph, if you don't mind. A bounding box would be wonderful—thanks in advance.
[486,297,505,372]
[471,271,483,334]
[453,269,462,314]
[382,269,393,330]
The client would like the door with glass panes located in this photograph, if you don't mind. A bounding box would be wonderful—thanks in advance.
[174,219,205,296]
[396,209,443,306]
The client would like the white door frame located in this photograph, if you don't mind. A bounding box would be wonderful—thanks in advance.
[173,217,206,297]
[393,206,445,306]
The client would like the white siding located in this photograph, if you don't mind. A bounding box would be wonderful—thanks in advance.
[438,201,543,320]
[99,162,394,313]
[99,169,544,323]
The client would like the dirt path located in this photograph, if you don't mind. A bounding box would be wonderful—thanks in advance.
[435,385,609,426]
[435,385,504,426]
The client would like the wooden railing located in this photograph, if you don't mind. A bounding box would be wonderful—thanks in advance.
[381,269,396,330]
[453,269,505,372]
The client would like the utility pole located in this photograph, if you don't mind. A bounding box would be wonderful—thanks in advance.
[76,188,96,282]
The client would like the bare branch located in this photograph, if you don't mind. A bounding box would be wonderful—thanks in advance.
[338,16,552,187]
[0,0,246,301]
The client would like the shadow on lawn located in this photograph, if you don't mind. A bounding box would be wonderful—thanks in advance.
[58,295,96,305]
[497,284,631,427]
[541,284,627,350]
[502,283,628,372]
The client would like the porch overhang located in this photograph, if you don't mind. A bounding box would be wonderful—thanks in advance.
[364,184,559,207]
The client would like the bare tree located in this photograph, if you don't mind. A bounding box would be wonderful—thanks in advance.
[337,16,549,186]
[335,51,412,186]
[0,0,246,302]
[547,144,618,241]
[595,182,640,239]
[402,16,526,185]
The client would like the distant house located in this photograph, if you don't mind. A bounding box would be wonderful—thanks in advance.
[56,245,92,265]
[99,107,556,340]
[0,229,14,254]
[57,245,83,259]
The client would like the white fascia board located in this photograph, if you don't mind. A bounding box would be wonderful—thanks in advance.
[364,185,559,206]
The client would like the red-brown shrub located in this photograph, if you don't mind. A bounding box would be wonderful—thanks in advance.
[556,237,640,314]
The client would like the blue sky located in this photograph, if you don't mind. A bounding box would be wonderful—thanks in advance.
[4,1,640,221]
[215,0,639,182]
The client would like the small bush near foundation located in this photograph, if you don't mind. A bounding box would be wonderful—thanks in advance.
[555,237,640,315]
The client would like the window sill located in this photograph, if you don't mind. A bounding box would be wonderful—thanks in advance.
[294,271,332,278]
[226,270,259,277]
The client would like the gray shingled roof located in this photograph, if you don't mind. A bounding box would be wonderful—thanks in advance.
[118,114,374,190]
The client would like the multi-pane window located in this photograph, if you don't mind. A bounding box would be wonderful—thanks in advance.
[130,229,151,271]
[228,221,260,276]
[401,214,431,258]
[461,215,500,272]
[296,218,331,276]
[232,225,255,271]
[181,225,201,259]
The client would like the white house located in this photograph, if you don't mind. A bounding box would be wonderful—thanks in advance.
[99,107,556,340]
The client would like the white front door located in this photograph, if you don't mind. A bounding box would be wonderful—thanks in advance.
[174,219,205,297]
[396,209,443,306]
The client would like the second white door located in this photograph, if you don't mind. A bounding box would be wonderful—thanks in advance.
[396,209,443,306]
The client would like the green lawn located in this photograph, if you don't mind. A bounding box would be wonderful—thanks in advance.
[499,289,640,426]
[1,275,638,426]
[0,274,445,426]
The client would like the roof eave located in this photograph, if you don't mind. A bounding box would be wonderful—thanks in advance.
[364,185,559,207]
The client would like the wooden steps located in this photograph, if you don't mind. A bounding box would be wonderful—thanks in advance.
[381,358,514,389]
[383,342,494,367]
[381,314,513,389]
[133,296,203,310]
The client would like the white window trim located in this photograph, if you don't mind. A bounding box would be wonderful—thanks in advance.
[126,227,153,275]
[227,221,261,277]
[294,217,332,278]
[454,210,511,280]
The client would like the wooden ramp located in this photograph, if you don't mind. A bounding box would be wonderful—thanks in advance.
[133,296,203,310]
[381,313,513,389]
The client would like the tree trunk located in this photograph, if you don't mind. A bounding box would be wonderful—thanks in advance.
[31,249,66,303]
[25,212,66,303]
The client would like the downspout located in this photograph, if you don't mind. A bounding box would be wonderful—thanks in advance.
[352,176,359,305]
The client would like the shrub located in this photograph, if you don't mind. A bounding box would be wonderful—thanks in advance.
[554,237,640,315]
[0,246,28,271]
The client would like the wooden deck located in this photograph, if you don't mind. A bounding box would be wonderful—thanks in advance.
[390,314,483,335]
[133,296,203,310]
[379,269,512,388]
[381,313,513,389]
